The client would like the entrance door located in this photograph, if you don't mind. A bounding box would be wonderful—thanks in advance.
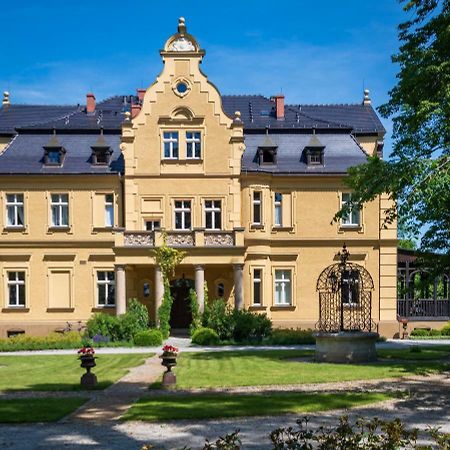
[169,278,194,329]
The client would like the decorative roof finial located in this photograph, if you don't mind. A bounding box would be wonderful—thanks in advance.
[123,111,131,123]
[338,243,350,266]
[363,89,371,105]
[2,91,10,107]
[178,17,186,34]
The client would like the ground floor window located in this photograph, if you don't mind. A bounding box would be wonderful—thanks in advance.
[253,269,262,305]
[274,269,292,305]
[145,220,161,231]
[7,271,26,307]
[97,271,115,306]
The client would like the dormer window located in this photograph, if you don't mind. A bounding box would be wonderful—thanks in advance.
[306,148,324,165]
[91,133,112,165]
[304,133,325,166]
[258,131,278,166]
[43,133,66,166]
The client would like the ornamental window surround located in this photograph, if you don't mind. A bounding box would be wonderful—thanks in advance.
[163,132,179,159]
[7,271,26,307]
[186,131,201,159]
[97,271,115,307]
[204,200,221,230]
[274,269,292,305]
[252,191,262,225]
[6,194,24,228]
[50,193,69,228]
[91,133,113,165]
[274,192,283,227]
[174,200,191,230]
[341,193,361,227]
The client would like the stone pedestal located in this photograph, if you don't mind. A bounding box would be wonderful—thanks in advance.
[314,331,379,363]
[81,372,98,388]
[162,371,176,387]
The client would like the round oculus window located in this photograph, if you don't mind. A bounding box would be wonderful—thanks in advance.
[176,82,188,94]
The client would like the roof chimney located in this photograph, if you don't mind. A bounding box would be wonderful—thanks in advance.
[363,89,371,105]
[273,94,285,120]
[86,93,96,114]
[131,102,141,119]
[2,91,10,107]
[136,88,146,103]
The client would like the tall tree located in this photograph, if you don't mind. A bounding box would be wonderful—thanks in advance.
[336,0,450,271]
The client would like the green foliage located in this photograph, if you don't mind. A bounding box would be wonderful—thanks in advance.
[191,327,220,346]
[202,299,236,341]
[232,309,272,343]
[133,329,163,346]
[188,288,202,336]
[202,299,272,343]
[268,328,316,345]
[410,328,431,337]
[158,285,173,339]
[333,0,450,271]
[154,236,186,338]
[0,331,83,352]
[86,299,149,342]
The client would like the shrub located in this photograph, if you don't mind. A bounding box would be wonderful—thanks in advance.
[410,328,430,337]
[440,322,450,336]
[232,310,272,343]
[158,285,173,339]
[0,331,83,352]
[429,328,442,336]
[189,288,202,336]
[134,329,163,346]
[86,299,149,342]
[191,327,220,346]
[202,299,235,341]
[268,328,316,345]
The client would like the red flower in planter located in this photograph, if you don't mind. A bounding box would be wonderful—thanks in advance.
[77,346,95,356]
[162,345,179,354]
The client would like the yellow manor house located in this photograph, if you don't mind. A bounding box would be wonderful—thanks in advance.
[0,18,398,338]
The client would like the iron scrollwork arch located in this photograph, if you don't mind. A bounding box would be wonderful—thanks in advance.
[316,245,375,333]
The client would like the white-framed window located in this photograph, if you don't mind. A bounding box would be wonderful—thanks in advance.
[341,193,360,226]
[7,271,26,307]
[97,271,115,306]
[51,194,69,227]
[186,131,201,159]
[274,193,282,227]
[342,270,360,305]
[174,200,191,230]
[274,269,292,305]
[6,194,24,227]
[163,132,179,159]
[145,220,161,231]
[252,191,262,225]
[105,194,114,227]
[205,200,221,230]
[253,268,262,305]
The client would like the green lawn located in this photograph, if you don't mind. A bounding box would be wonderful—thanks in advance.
[377,347,450,360]
[0,397,87,423]
[0,354,151,391]
[170,350,449,389]
[124,392,394,421]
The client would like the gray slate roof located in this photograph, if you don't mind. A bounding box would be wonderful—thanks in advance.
[0,95,385,134]
[0,134,123,174]
[242,133,367,174]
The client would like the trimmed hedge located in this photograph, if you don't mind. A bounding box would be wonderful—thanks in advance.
[410,323,450,339]
[191,327,220,346]
[133,329,164,346]
[267,328,316,345]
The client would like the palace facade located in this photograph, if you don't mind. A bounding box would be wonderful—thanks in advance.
[0,18,398,338]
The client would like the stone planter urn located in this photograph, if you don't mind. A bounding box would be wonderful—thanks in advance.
[78,347,98,388]
[160,345,178,387]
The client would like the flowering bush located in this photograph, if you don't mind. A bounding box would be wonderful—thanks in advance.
[162,344,178,354]
[77,346,95,356]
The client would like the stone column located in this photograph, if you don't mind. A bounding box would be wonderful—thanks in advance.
[195,265,205,313]
[154,265,164,325]
[115,265,126,316]
[233,264,244,310]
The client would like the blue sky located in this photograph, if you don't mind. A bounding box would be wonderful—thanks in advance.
[1,0,406,152]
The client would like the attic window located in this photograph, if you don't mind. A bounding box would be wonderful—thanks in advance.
[91,133,112,165]
[43,134,66,166]
[259,148,277,164]
[306,149,324,165]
